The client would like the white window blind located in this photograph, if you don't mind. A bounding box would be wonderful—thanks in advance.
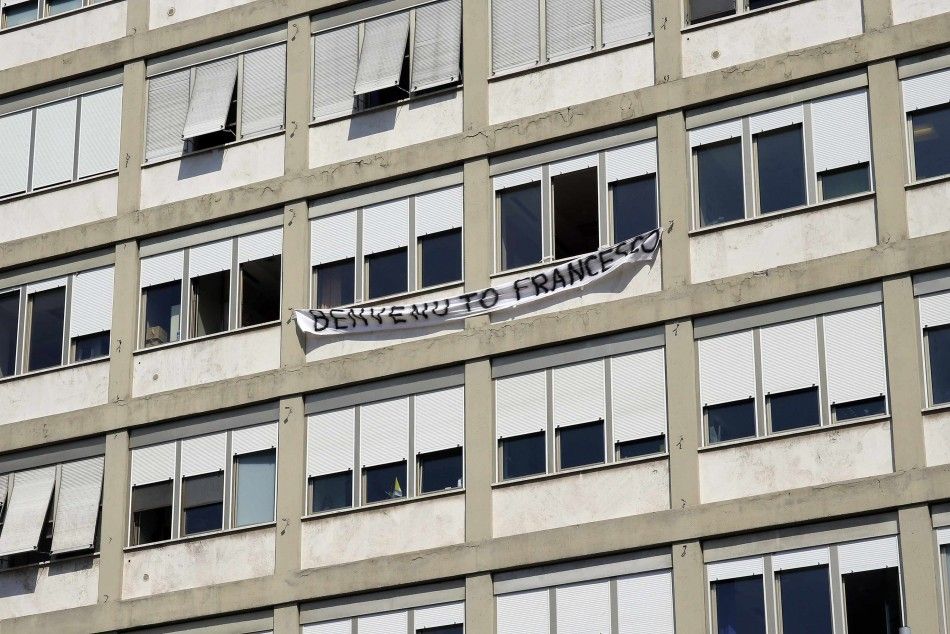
[0,475,7,509]
[50,457,104,554]
[70,266,115,339]
[146,70,190,161]
[416,185,464,238]
[0,110,33,197]
[823,305,888,406]
[77,86,122,178]
[354,12,411,96]
[497,589,550,634]
[308,409,356,477]
[32,99,77,189]
[937,527,950,546]
[556,580,611,634]
[182,57,239,140]
[414,386,465,455]
[130,442,177,486]
[919,291,950,328]
[602,0,653,45]
[491,0,541,73]
[749,104,804,135]
[496,370,548,438]
[180,432,227,478]
[412,0,462,91]
[0,467,56,557]
[546,0,595,61]
[838,536,900,574]
[549,153,599,177]
[494,166,543,191]
[312,25,359,120]
[811,90,872,172]
[902,68,950,112]
[238,227,282,264]
[26,276,67,295]
[707,556,765,581]
[357,611,407,634]
[302,620,352,634]
[759,318,820,395]
[698,330,757,406]
[362,199,410,255]
[606,140,657,183]
[311,211,358,266]
[611,348,668,443]
[772,546,831,571]
[360,398,410,467]
[689,119,742,147]
[189,239,233,278]
[141,250,185,288]
[232,422,278,456]
[241,44,286,137]
[552,360,606,427]
[617,570,675,634]
[414,601,465,629]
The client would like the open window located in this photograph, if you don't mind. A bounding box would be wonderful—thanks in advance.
[130,481,173,546]
[838,538,904,634]
[239,256,281,328]
[354,12,411,111]
[188,239,232,338]
[142,281,182,347]
[25,285,65,372]
[0,291,19,378]
[551,166,599,260]
[182,59,239,153]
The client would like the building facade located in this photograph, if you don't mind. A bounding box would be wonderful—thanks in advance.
[0,0,948,632]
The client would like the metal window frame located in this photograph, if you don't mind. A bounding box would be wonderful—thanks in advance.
[0,0,111,31]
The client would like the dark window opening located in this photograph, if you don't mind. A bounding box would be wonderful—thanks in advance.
[911,104,950,181]
[749,0,789,9]
[366,248,408,300]
[500,183,543,270]
[364,461,407,504]
[314,259,355,309]
[928,324,950,405]
[190,270,230,338]
[842,567,902,634]
[617,434,666,459]
[181,472,224,536]
[420,229,462,288]
[833,396,887,422]
[769,387,821,433]
[233,450,276,528]
[27,287,65,372]
[130,481,172,546]
[612,175,658,242]
[819,163,871,201]
[714,576,766,634]
[689,0,735,24]
[707,398,756,444]
[3,2,39,28]
[143,281,182,348]
[239,256,281,327]
[419,447,463,494]
[73,331,110,362]
[552,167,600,260]
[697,139,745,227]
[778,566,833,634]
[501,431,545,480]
[358,43,410,111]
[418,626,463,634]
[0,292,19,378]
[756,126,807,214]
[311,471,353,513]
[188,87,238,153]
[558,420,605,470]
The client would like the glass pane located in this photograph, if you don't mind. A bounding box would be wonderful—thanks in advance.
[4,2,39,27]
[182,473,223,535]
[27,287,65,371]
[749,0,787,8]
[419,627,463,634]
[612,175,658,242]
[714,576,766,634]
[819,164,871,200]
[0,292,18,378]
[184,503,224,535]
[234,450,276,527]
[843,568,902,634]
[502,431,546,480]
[312,471,353,513]
[420,448,463,493]
[315,259,355,309]
[420,229,462,288]
[144,281,182,347]
[132,506,172,546]
[769,387,821,433]
[559,421,605,469]
[834,396,887,421]
[191,270,230,337]
[778,566,834,634]
[240,256,281,327]
[367,248,408,300]
[500,183,543,270]
[74,331,110,362]
[364,461,407,503]
[912,104,950,180]
[690,0,735,23]
[697,140,745,227]
[47,0,83,15]
[617,434,666,459]
[756,126,806,213]
[929,325,950,405]
[552,167,599,260]
[707,399,756,444]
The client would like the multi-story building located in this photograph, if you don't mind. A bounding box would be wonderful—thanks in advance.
[0,0,948,632]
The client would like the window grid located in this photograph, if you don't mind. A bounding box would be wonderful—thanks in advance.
[0,0,107,30]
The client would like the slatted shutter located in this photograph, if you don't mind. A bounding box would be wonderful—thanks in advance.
[0,110,33,197]
[606,140,657,183]
[552,360,605,426]
[182,57,239,140]
[902,68,950,112]
[232,422,278,456]
[146,70,190,161]
[749,104,804,135]
[495,370,547,438]
[0,475,7,509]
[556,580,611,634]
[494,166,542,191]
[0,467,56,557]
[302,620,352,634]
[937,527,950,546]
[759,318,820,395]
[689,119,742,147]
[180,433,227,478]
[772,546,831,571]
[412,0,462,91]
[837,536,900,573]
[311,211,358,266]
[357,611,407,634]
[131,442,177,486]
[354,12,411,96]
[491,0,541,74]
[360,398,410,467]
[50,457,104,554]
[611,348,667,443]
[308,408,356,477]
[549,153,598,177]
[811,90,872,172]
[707,556,765,581]
[362,199,410,255]
[546,0,595,61]
[26,277,67,295]
[238,228,282,264]
[496,589,550,634]
[241,44,286,137]
[617,569,675,634]
[70,266,115,339]
[32,99,78,189]
[919,291,950,328]
[823,305,888,406]
[77,86,122,178]
[189,239,233,278]
[415,185,463,238]
[414,602,464,629]
[602,0,653,45]
[312,25,360,120]
[698,330,756,406]
[414,386,464,455]
[140,250,184,288]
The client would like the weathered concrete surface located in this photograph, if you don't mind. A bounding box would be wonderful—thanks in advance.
[149,0,259,28]
[924,409,950,467]
[0,557,98,619]
[0,176,118,244]
[0,361,109,427]
[907,179,950,238]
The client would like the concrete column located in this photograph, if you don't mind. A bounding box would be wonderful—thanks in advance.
[125,0,149,34]
[652,0,684,83]
[666,319,700,508]
[274,396,306,577]
[284,16,312,175]
[463,159,493,292]
[897,505,942,632]
[280,201,311,369]
[672,540,707,633]
[882,276,927,471]
[461,0,490,131]
[273,603,300,634]
[97,430,131,604]
[868,60,908,243]
[464,360,493,542]
[108,241,140,403]
[656,111,691,289]
[862,0,893,32]
[465,573,495,634]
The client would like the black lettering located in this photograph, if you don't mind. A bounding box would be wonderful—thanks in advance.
[479,287,499,309]
[531,273,550,295]
[349,309,368,327]
[598,249,616,273]
[566,260,586,285]
[410,303,429,320]
[332,312,348,330]
[460,292,479,312]
[310,310,329,332]
[613,240,629,257]
[432,299,450,316]
[513,278,530,301]
[367,308,385,325]
[389,306,406,324]
[583,255,600,277]
[550,267,568,291]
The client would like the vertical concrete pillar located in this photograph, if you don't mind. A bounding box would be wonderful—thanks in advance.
[285,16,312,175]
[125,0,149,35]
[280,201,311,369]
[461,0,490,132]
[97,430,131,604]
[464,360,493,543]
[273,603,300,634]
[862,0,893,32]
[463,159,493,292]
[868,60,908,243]
[672,541,707,633]
[465,573,495,634]
[897,505,942,632]
[656,111,691,289]
[274,396,306,577]
[652,0,684,83]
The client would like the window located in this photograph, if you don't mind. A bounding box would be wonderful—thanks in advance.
[552,167,599,260]
[130,481,173,546]
[706,399,756,443]
[419,448,462,494]
[418,626,463,634]
[314,260,356,309]
[842,568,902,634]
[776,566,833,634]
[833,396,887,422]
[190,271,230,337]
[612,175,658,242]
[47,0,82,15]
[927,324,950,405]
[910,104,950,180]
[73,332,110,362]
[364,461,407,504]
[2,1,39,28]
[142,281,182,348]
[769,387,821,433]
[419,229,462,288]
[818,163,872,201]
[310,471,353,513]
[181,472,224,536]
[713,576,766,634]
[755,126,806,214]
[239,256,281,327]
[0,292,19,378]
[233,450,276,528]
[366,248,409,300]
[501,432,546,479]
[558,421,605,470]
[689,0,735,24]
[25,287,65,372]
[617,434,666,459]
[499,183,543,270]
[696,139,745,226]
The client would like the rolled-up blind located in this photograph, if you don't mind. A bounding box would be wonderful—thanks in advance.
[140,250,184,288]
[362,199,410,255]
[772,546,830,571]
[189,239,233,278]
[611,348,667,443]
[131,442,177,486]
[491,0,540,74]
[823,305,887,405]
[603,0,653,46]
[238,227,282,264]
[302,621,352,634]
[311,211,358,266]
[354,12,411,96]
[312,25,359,120]
[357,611,407,634]
[0,467,56,557]
[414,602,464,629]
[50,457,104,554]
[232,422,278,456]
[606,140,657,183]
[495,370,547,438]
[545,0,595,61]
[759,318,820,395]
[698,330,756,406]
[145,70,190,161]
[707,556,764,581]
[556,580,611,634]
[496,589,550,634]
[26,276,67,295]
[838,536,899,573]
[359,398,409,467]
[749,104,804,135]
[241,44,286,137]
[494,166,542,191]
[307,408,356,477]
[70,266,115,339]
[689,119,742,147]
[811,90,872,172]
[552,360,605,427]
[0,475,7,509]
[902,68,950,112]
[77,86,122,179]
[549,153,598,177]
[0,110,33,197]
[414,386,464,455]
[32,99,78,189]
[180,433,227,478]
[412,0,462,91]
[415,185,463,238]
[617,569,675,634]
[182,57,239,140]
[919,291,950,328]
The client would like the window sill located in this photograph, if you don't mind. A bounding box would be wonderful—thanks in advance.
[141,129,284,169]
[488,36,654,82]
[124,521,275,553]
[681,0,816,34]
[906,172,950,190]
[0,551,98,574]
[0,355,109,386]
[310,85,462,127]
[688,191,876,237]
[0,170,118,206]
[133,320,280,355]
[302,487,464,522]
[492,453,669,490]
[0,0,124,36]
[922,402,950,416]
[698,414,891,452]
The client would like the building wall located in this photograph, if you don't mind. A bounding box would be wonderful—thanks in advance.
[0,361,109,426]
[0,177,118,244]
[0,557,99,619]
[148,0,258,28]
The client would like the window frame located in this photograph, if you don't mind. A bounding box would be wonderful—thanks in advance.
[231,448,277,529]
[905,102,950,184]
[684,0,806,27]
[751,123,809,216]
[1,0,107,30]
[924,324,950,407]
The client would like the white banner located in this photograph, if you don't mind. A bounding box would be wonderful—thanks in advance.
[294,228,661,336]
